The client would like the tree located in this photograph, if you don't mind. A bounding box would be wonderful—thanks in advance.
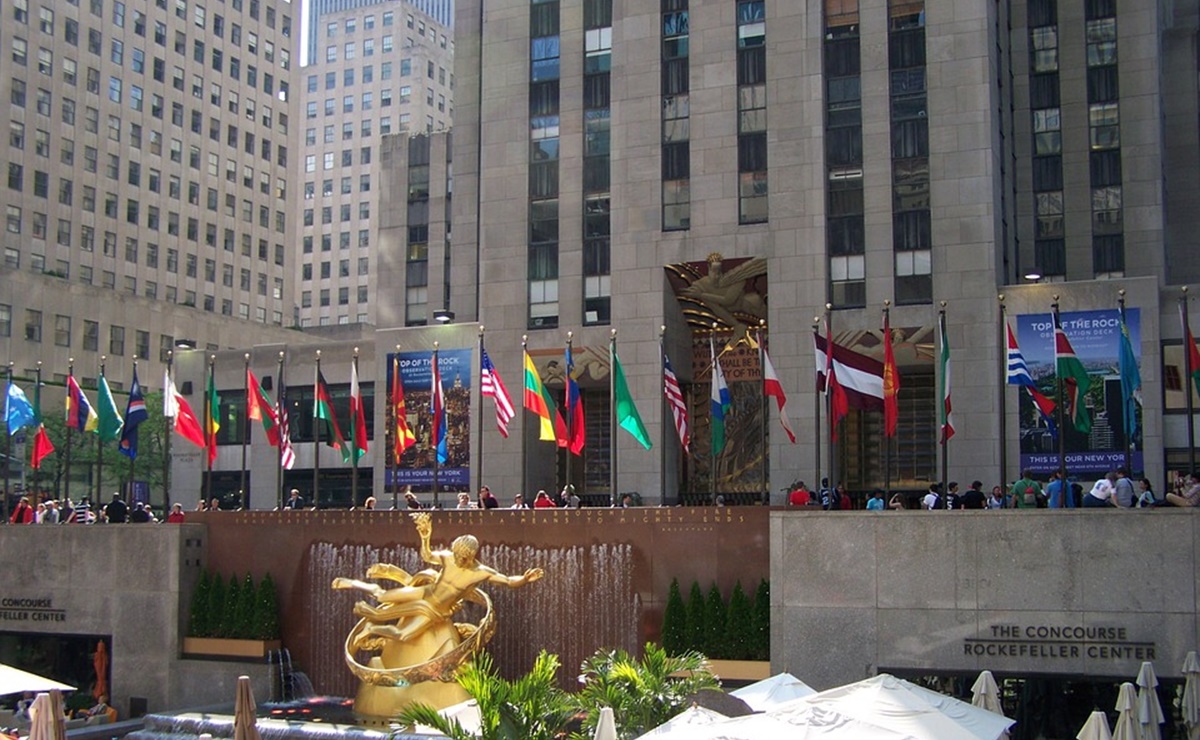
[234,573,257,639]
[703,583,727,658]
[394,651,576,740]
[574,643,719,739]
[187,570,212,638]
[685,581,706,653]
[660,578,687,655]
[205,572,227,638]
[750,578,770,661]
[221,574,242,639]
[254,574,281,640]
[724,581,753,660]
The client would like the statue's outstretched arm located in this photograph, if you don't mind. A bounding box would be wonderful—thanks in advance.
[409,512,437,564]
[486,566,544,588]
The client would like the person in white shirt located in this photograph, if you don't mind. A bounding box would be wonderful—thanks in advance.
[1083,472,1118,508]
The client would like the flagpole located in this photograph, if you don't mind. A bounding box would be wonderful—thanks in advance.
[610,329,619,507]
[313,350,321,509]
[755,320,767,504]
[937,303,948,495]
[476,328,485,500]
[1053,296,1067,491]
[164,352,173,512]
[884,303,893,502]
[709,324,717,507]
[565,331,573,496]
[204,355,214,506]
[812,317,822,503]
[432,341,440,508]
[32,362,42,502]
[240,353,249,509]
[522,335,529,502]
[4,362,12,520]
[351,347,360,507]
[66,359,74,510]
[127,357,137,502]
[393,346,401,510]
[825,304,835,491]
[998,294,1007,495]
[1182,287,1196,473]
[97,356,106,505]
[1118,290,1131,472]
[276,351,285,509]
[659,325,667,508]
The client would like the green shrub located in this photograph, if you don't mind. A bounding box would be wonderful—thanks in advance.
[660,578,687,655]
[685,581,706,653]
[725,581,753,660]
[187,570,211,638]
[254,574,281,640]
[204,572,227,638]
[703,583,727,658]
[750,578,770,661]
[232,573,256,639]
[219,573,241,638]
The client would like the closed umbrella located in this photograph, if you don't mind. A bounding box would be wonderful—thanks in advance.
[1111,682,1140,740]
[1183,651,1200,740]
[1136,661,1165,740]
[971,671,1009,740]
[593,707,617,740]
[233,676,261,740]
[91,641,108,702]
[1078,710,1113,740]
[26,693,54,740]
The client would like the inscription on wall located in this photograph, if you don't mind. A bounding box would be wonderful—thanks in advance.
[964,624,1155,661]
[0,598,66,623]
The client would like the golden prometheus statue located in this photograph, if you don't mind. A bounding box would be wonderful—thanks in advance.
[332,512,544,721]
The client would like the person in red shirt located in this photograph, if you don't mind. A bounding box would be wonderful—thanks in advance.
[166,503,186,523]
[788,482,811,506]
[9,497,34,524]
[532,490,557,508]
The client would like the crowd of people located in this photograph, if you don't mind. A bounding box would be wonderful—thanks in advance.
[6,492,188,524]
[785,469,1200,511]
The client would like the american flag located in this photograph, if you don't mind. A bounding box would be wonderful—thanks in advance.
[276,383,296,470]
[480,348,515,437]
[662,351,690,454]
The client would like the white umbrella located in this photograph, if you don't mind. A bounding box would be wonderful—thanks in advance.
[0,664,74,696]
[1078,710,1113,740]
[640,700,918,740]
[233,675,261,740]
[593,707,617,740]
[1111,682,1141,740]
[970,671,1008,740]
[730,672,817,711]
[633,706,729,739]
[1136,661,1165,740]
[801,674,1014,740]
[26,693,61,740]
[1183,651,1200,740]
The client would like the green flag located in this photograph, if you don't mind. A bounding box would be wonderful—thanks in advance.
[97,373,124,442]
[1054,319,1092,434]
[613,349,652,450]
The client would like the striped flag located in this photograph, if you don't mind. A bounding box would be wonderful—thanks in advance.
[938,311,954,443]
[1182,302,1200,398]
[276,380,296,470]
[391,355,417,455]
[523,351,565,443]
[1006,324,1035,386]
[480,348,515,437]
[431,351,448,464]
[67,375,99,432]
[761,347,796,444]
[1055,314,1093,434]
[164,370,206,450]
[710,335,731,456]
[118,367,148,459]
[662,351,690,454]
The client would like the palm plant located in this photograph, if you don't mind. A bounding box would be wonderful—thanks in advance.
[573,643,718,739]
[392,651,577,740]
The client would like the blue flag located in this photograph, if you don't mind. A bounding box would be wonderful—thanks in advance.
[1118,316,1141,443]
[4,381,37,435]
[431,352,448,465]
[710,336,731,456]
[118,367,149,459]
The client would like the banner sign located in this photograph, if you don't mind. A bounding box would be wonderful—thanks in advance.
[385,348,472,489]
[1016,308,1143,475]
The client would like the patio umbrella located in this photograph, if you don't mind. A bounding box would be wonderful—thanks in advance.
[1111,682,1140,740]
[1077,710,1113,740]
[731,672,817,711]
[233,676,261,740]
[970,671,1009,740]
[46,691,66,740]
[92,641,108,701]
[593,707,617,740]
[633,706,729,739]
[1136,661,1165,740]
[27,693,57,740]
[638,700,918,740]
[0,665,74,696]
[1183,651,1200,740]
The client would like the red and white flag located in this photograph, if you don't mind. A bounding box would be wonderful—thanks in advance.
[761,348,795,444]
[480,347,515,437]
[813,331,884,410]
[662,351,690,454]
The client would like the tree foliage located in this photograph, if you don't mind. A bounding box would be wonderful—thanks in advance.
[187,570,212,638]
[724,581,753,660]
[574,643,719,740]
[685,581,706,654]
[750,578,770,661]
[393,651,575,740]
[703,583,727,658]
[233,573,257,639]
[254,574,281,640]
[660,578,687,656]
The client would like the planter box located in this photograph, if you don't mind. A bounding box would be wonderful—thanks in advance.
[181,637,281,660]
[705,659,772,682]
